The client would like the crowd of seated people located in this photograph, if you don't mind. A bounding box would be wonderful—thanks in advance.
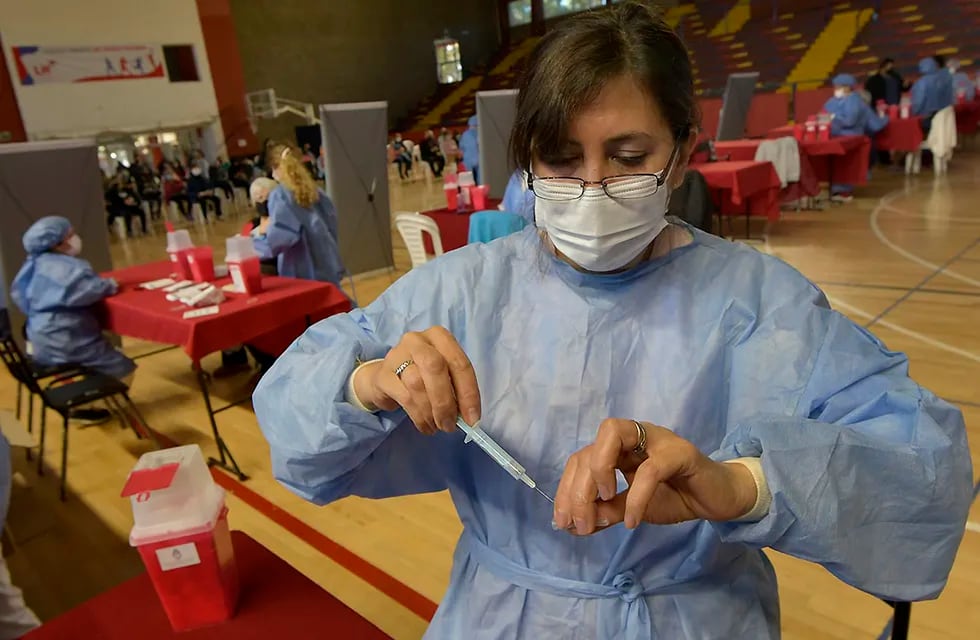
[102,151,271,234]
[388,128,461,180]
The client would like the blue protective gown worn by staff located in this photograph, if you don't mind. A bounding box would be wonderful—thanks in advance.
[458,116,480,180]
[824,93,888,138]
[253,224,971,639]
[253,186,347,287]
[501,169,535,223]
[912,57,955,117]
[10,217,135,379]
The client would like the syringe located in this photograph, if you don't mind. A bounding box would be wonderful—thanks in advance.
[456,416,554,503]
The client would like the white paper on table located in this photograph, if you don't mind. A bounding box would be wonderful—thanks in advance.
[138,278,176,290]
[182,305,220,319]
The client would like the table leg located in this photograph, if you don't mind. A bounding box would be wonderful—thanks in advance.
[745,200,751,240]
[195,365,248,481]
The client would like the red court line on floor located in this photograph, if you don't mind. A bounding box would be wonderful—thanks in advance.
[209,466,439,622]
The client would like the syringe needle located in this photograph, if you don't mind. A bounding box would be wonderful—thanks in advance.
[534,485,555,504]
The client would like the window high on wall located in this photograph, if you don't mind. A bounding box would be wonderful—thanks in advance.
[543,0,605,19]
[509,0,531,27]
[435,38,463,84]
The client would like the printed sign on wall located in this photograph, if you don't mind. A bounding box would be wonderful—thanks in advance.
[12,45,166,85]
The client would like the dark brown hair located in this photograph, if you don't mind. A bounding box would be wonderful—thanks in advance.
[510,1,698,171]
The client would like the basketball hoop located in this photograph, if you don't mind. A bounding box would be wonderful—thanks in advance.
[246,88,319,125]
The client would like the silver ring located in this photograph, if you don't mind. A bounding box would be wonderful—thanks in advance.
[632,420,647,458]
[394,359,413,379]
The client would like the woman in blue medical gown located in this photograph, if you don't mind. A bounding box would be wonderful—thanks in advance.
[253,5,972,638]
[11,216,135,382]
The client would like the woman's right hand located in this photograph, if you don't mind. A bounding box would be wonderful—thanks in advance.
[353,327,481,435]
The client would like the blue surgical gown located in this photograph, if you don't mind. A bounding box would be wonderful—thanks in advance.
[953,71,976,99]
[253,224,971,639]
[912,71,954,117]
[11,253,135,379]
[824,93,888,137]
[459,129,479,174]
[254,186,346,287]
[501,170,535,223]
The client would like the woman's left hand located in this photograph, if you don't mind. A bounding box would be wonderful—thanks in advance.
[553,419,758,535]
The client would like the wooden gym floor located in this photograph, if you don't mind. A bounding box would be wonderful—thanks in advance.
[2,159,979,639]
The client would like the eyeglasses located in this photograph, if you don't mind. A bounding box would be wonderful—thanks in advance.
[528,145,679,202]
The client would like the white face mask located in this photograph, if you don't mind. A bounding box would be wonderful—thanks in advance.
[533,168,673,273]
[834,88,847,99]
[65,235,82,256]
[191,167,202,176]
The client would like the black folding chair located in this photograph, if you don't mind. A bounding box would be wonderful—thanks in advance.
[0,309,157,500]
[8,319,84,456]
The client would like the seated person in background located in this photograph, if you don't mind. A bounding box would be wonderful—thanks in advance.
[254,143,348,290]
[912,56,954,135]
[215,176,283,377]
[230,158,253,190]
[947,59,976,100]
[420,130,445,177]
[249,177,280,276]
[439,127,459,167]
[186,166,223,220]
[210,156,235,200]
[391,134,412,179]
[11,217,136,387]
[824,73,888,203]
[105,172,147,235]
[160,161,190,219]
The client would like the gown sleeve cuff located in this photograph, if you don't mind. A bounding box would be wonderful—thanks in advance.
[346,359,385,413]
[723,457,773,522]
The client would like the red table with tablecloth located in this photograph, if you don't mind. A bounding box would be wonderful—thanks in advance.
[101,261,349,363]
[100,261,351,479]
[689,161,781,236]
[711,139,819,203]
[954,101,980,136]
[24,532,389,640]
[421,198,502,253]
[766,128,870,186]
[874,116,924,152]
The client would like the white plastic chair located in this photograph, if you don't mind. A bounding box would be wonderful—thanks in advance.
[395,212,443,269]
[906,106,957,176]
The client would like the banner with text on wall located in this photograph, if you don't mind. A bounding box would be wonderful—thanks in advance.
[12,45,165,85]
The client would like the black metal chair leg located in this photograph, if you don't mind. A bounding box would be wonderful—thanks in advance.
[120,394,160,448]
[60,414,69,502]
[105,397,132,436]
[891,602,910,640]
[25,393,33,462]
[15,382,22,420]
[36,405,47,476]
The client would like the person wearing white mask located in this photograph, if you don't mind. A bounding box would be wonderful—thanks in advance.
[253,4,970,638]
[11,216,135,389]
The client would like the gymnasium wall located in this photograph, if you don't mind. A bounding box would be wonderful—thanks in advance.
[0,0,219,140]
[230,0,500,142]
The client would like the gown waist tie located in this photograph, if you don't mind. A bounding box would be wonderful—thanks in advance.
[461,530,702,640]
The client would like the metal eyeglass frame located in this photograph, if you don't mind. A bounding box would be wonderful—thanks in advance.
[526,144,679,202]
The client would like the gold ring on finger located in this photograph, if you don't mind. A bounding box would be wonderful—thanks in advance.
[632,420,648,458]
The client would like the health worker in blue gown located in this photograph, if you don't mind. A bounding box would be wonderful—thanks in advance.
[11,216,135,382]
[912,56,955,135]
[253,5,972,639]
[253,142,347,288]
[822,73,887,201]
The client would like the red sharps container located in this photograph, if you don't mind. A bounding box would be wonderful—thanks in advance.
[121,445,239,632]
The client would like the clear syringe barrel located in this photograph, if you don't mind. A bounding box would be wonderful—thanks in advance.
[456,417,533,486]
